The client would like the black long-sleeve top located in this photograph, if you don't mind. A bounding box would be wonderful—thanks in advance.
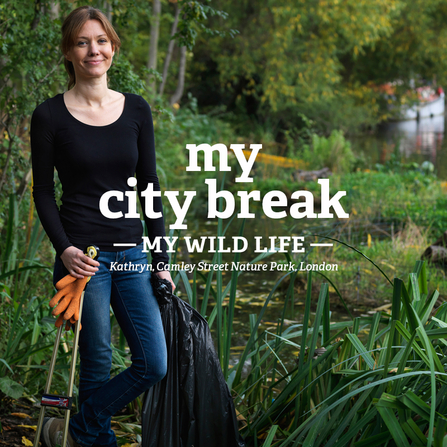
[30,92,168,271]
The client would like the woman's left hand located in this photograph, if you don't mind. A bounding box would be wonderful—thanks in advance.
[155,270,176,293]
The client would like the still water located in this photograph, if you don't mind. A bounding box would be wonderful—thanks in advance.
[352,113,447,178]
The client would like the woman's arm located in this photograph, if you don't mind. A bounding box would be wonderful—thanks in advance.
[31,101,99,278]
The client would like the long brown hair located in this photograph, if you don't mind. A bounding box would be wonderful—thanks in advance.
[61,6,121,89]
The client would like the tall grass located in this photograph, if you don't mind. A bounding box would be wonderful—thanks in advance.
[0,194,57,398]
[2,191,447,447]
[172,206,447,445]
[237,262,447,446]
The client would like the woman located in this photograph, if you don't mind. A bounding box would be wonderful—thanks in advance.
[31,6,174,447]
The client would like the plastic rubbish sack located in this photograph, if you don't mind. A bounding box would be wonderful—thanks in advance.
[142,275,246,447]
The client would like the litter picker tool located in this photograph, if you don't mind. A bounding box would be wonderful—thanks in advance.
[34,245,99,447]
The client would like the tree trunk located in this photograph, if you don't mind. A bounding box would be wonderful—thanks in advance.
[170,45,187,105]
[147,0,161,92]
[103,1,112,22]
[0,135,13,195]
[30,0,41,30]
[49,1,59,20]
[17,168,32,203]
[158,5,181,97]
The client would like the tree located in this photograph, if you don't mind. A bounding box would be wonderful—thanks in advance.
[187,0,447,136]
[147,0,161,92]
[158,3,181,97]
[0,0,69,217]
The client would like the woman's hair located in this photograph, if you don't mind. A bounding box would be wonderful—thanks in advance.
[61,6,121,89]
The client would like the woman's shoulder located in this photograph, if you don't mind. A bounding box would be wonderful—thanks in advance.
[121,92,153,121]
[121,92,151,109]
[32,94,64,119]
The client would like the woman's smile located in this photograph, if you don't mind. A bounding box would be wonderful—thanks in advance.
[65,20,114,81]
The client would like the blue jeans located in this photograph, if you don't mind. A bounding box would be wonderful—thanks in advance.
[53,245,167,447]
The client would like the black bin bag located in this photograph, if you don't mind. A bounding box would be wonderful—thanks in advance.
[142,275,246,447]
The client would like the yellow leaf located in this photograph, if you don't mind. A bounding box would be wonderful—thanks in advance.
[12,413,30,419]
[22,437,33,446]
[379,261,396,271]
[230,346,246,351]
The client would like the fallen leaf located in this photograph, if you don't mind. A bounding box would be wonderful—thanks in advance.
[11,413,29,419]
[22,436,33,446]
[373,303,392,312]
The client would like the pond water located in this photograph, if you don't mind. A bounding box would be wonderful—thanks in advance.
[351,114,447,178]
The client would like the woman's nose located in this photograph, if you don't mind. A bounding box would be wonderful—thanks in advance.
[89,42,99,55]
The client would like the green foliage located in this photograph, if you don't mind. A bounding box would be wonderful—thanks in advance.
[171,222,447,445]
[153,94,233,190]
[108,56,148,96]
[376,151,437,179]
[0,377,24,400]
[0,0,72,219]
[0,195,55,400]
[189,0,400,132]
[188,0,447,134]
[239,265,447,445]
[1,190,446,446]
[300,130,356,174]
[175,0,238,50]
[339,170,447,236]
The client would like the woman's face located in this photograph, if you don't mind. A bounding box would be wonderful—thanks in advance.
[65,19,115,83]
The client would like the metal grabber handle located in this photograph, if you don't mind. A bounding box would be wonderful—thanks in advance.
[34,245,99,447]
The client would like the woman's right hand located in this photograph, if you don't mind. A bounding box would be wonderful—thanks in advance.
[60,246,100,279]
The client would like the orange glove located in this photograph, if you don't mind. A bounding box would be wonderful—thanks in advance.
[50,275,89,330]
[54,314,79,331]
[49,275,75,314]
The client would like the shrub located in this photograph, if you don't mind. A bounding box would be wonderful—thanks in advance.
[301,130,356,174]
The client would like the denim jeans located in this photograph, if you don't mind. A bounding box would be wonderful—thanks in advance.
[53,244,167,447]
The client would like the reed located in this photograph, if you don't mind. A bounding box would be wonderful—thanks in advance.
[0,194,57,398]
[173,216,447,445]
[2,192,446,447]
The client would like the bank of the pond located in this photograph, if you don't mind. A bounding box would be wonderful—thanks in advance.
[166,167,447,311]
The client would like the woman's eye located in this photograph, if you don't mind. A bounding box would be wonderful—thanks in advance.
[77,41,87,46]
[99,39,108,44]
